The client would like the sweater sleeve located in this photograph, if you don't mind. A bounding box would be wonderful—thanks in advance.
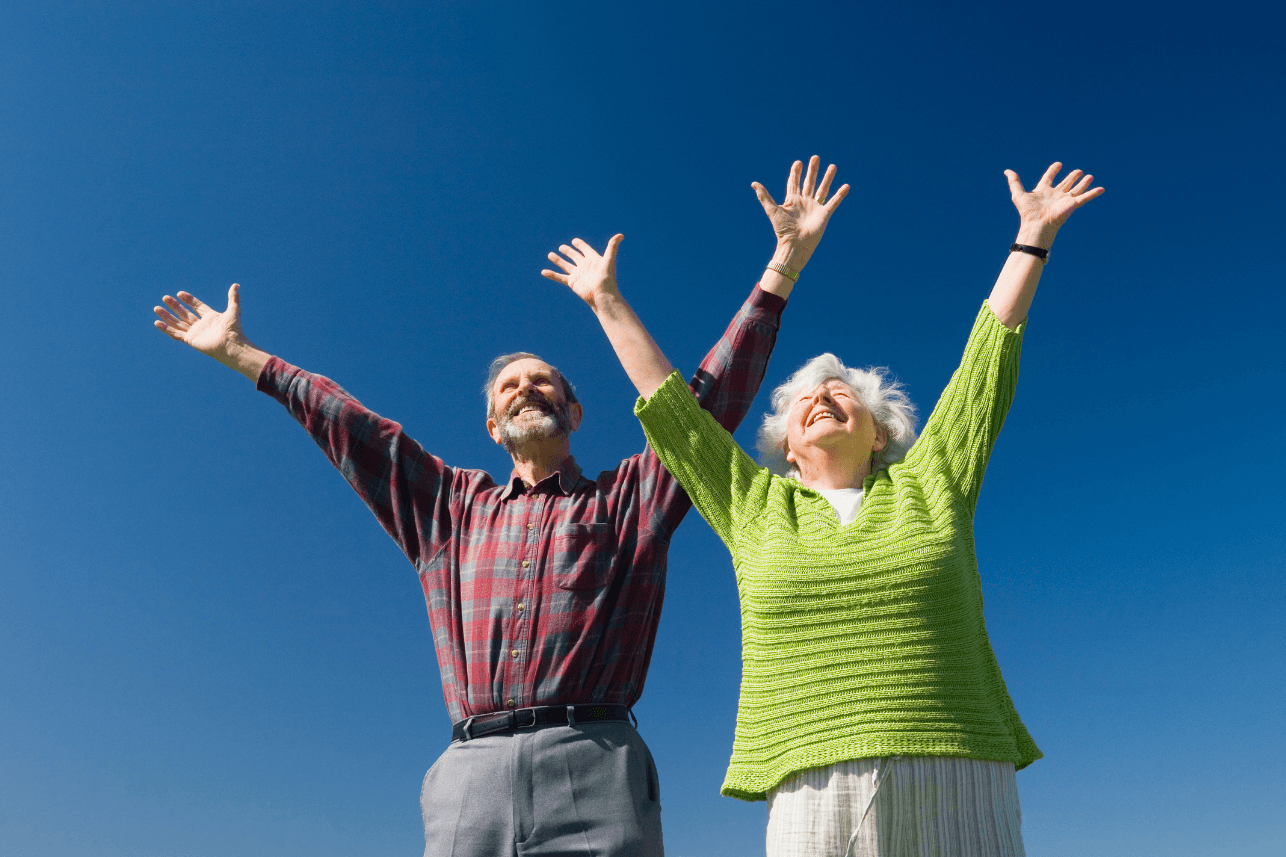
[634,371,770,558]
[631,286,784,539]
[901,301,1025,511]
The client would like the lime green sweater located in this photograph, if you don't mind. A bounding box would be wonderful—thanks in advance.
[636,303,1041,802]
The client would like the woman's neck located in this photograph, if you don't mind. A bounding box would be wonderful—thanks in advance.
[794,449,871,491]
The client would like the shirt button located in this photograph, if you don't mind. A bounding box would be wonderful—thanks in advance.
[521,560,530,568]
[516,603,525,612]
[527,523,534,531]
[511,649,520,658]
[507,699,516,709]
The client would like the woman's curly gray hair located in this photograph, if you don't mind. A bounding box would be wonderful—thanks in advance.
[756,353,918,478]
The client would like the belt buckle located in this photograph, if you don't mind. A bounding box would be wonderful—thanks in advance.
[513,707,539,729]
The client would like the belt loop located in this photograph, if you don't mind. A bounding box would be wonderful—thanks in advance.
[628,708,638,729]
[566,705,576,728]
[462,716,475,742]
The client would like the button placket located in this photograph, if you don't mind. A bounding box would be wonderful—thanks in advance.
[507,498,540,707]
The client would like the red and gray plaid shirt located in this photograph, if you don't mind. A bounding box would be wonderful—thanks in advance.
[258,286,784,723]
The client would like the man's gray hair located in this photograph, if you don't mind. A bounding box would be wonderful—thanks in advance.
[483,352,578,418]
[756,353,918,478]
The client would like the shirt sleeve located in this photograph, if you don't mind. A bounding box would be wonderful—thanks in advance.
[633,286,785,537]
[900,301,1025,512]
[257,357,464,566]
[635,371,771,560]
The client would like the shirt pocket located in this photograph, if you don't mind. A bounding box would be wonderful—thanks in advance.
[550,522,615,591]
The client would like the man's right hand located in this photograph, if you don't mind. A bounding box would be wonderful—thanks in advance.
[154,283,270,382]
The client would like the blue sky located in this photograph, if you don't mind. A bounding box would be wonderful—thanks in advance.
[1,1,1283,855]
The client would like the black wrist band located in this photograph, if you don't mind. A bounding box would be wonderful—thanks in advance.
[1010,243,1049,263]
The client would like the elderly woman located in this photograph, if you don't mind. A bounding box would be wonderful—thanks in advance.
[548,160,1102,856]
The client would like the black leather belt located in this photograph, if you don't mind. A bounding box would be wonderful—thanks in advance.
[451,704,633,742]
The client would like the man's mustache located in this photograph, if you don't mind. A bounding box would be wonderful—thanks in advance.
[504,392,557,420]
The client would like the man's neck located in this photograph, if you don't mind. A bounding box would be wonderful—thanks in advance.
[508,439,574,488]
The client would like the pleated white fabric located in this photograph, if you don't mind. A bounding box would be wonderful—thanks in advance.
[765,756,1025,857]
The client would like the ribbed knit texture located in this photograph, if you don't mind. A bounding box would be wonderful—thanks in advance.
[636,303,1041,802]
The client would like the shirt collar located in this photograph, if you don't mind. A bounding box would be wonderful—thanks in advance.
[499,455,584,499]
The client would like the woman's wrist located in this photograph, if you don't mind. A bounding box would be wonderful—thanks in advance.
[1015,221,1060,250]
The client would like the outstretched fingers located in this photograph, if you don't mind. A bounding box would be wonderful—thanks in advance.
[558,243,586,263]
[1074,184,1106,206]
[815,163,837,202]
[801,155,820,199]
[546,251,574,273]
[162,295,198,324]
[823,182,851,213]
[570,238,600,261]
[785,160,803,202]
[1056,169,1084,192]
[176,291,214,316]
[1037,162,1063,188]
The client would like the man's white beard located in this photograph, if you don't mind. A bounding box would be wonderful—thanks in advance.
[498,401,570,453]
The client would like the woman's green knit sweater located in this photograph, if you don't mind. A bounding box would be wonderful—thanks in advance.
[635,303,1042,802]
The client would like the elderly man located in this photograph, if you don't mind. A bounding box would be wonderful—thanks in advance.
[152,157,847,856]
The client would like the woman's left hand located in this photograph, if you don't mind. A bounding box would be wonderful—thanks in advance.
[1006,162,1105,246]
[753,155,850,271]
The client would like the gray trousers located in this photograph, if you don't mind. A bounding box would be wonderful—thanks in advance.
[421,721,664,857]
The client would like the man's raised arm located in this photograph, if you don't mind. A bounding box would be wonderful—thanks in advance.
[152,282,461,569]
[154,284,271,382]
[542,155,850,400]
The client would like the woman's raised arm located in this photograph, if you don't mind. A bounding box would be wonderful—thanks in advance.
[988,162,1105,329]
[543,235,676,399]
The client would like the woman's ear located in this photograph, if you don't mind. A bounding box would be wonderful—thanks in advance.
[872,426,888,453]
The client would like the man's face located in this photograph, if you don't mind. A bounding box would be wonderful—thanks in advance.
[486,358,581,452]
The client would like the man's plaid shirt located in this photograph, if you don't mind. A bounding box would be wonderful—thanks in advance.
[258,287,784,723]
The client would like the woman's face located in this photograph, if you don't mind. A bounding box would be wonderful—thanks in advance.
[783,379,885,468]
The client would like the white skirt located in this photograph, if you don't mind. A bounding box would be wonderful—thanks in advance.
[765,756,1025,857]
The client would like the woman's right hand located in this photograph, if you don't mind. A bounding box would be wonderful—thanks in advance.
[752,155,850,272]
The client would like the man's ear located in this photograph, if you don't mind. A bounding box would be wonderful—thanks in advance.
[487,416,503,445]
[568,402,583,432]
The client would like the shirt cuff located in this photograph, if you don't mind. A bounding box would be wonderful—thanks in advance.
[749,283,787,319]
[256,355,292,394]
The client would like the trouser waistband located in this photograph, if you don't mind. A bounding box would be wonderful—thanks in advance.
[451,704,634,742]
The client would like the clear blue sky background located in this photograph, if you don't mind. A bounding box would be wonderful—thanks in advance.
[2,2,1283,855]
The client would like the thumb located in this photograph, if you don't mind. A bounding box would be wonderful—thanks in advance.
[1004,170,1025,200]
[751,182,778,215]
[227,283,242,319]
[605,233,624,258]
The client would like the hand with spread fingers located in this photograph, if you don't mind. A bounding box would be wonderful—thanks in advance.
[541,234,624,311]
[542,233,674,399]
[152,283,269,381]
[753,155,851,276]
[988,161,1106,328]
[1006,162,1105,247]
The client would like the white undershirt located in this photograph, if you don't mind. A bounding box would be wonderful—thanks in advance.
[816,487,865,526]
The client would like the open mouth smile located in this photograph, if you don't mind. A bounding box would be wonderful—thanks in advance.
[807,410,844,427]
[507,398,554,420]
